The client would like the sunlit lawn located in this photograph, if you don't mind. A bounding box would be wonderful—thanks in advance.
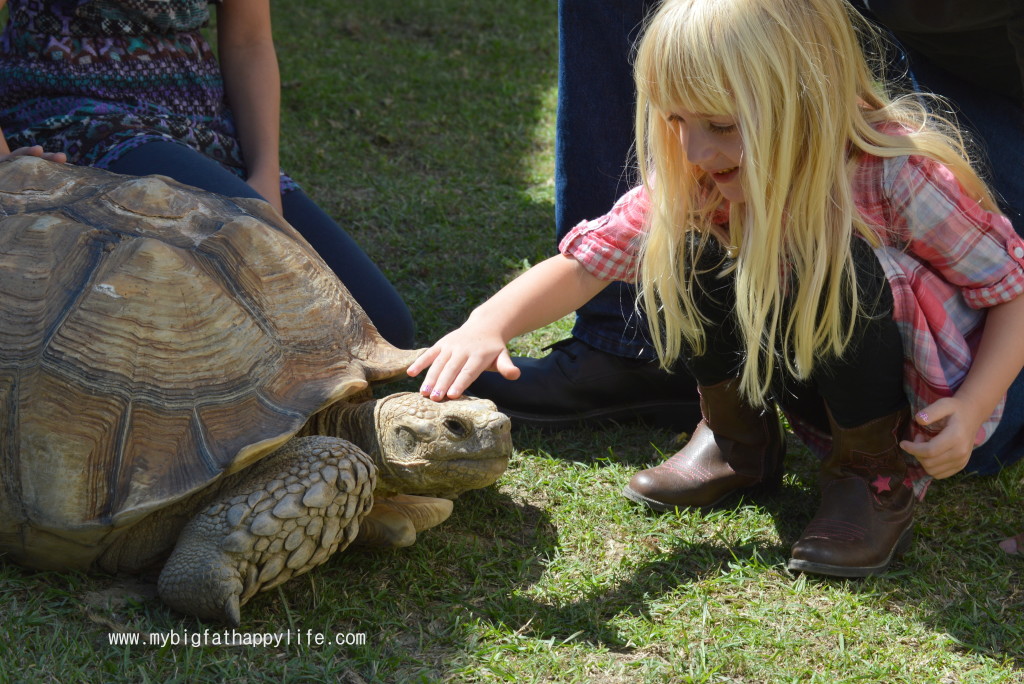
[1,1,1021,681]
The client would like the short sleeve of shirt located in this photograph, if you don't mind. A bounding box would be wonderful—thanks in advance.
[558,185,651,283]
[884,154,1024,308]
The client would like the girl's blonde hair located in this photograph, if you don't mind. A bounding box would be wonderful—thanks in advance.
[635,0,999,404]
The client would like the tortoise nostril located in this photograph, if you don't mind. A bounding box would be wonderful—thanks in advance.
[444,418,469,438]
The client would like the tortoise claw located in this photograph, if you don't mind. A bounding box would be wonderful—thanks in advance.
[224,595,241,629]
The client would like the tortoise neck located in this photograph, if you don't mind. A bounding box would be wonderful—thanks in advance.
[302,400,381,460]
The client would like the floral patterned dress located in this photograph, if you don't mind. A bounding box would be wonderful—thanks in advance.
[0,0,295,191]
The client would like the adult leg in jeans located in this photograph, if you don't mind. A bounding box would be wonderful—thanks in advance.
[468,0,701,431]
[280,190,414,348]
[107,139,415,348]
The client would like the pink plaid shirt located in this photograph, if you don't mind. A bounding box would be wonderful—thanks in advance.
[560,152,1024,475]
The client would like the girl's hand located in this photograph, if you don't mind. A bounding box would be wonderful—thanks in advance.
[406,254,608,401]
[899,396,984,479]
[407,323,521,401]
[2,145,67,163]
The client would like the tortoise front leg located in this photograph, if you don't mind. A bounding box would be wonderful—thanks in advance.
[157,436,375,626]
[353,494,454,548]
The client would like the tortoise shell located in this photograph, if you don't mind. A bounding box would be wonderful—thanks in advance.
[0,157,417,548]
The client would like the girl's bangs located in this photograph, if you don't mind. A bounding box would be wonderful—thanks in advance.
[638,1,734,118]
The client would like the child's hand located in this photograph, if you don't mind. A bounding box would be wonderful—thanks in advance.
[1,145,67,163]
[406,254,605,401]
[407,323,521,401]
[899,396,983,479]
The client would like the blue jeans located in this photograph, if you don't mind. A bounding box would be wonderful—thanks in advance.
[108,140,415,348]
[556,0,659,360]
[967,367,1024,475]
[857,0,1024,228]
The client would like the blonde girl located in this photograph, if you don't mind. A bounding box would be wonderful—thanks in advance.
[409,0,1024,576]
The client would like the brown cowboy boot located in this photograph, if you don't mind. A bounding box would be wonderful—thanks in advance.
[621,378,785,511]
[788,407,915,577]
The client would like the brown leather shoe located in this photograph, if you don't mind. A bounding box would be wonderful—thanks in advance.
[788,408,915,577]
[622,378,785,511]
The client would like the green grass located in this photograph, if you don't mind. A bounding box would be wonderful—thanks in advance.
[2,0,1022,681]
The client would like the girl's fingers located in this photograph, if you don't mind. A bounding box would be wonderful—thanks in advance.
[419,349,453,399]
[407,346,440,377]
[451,350,517,398]
[494,348,521,380]
[3,147,67,163]
[447,363,487,399]
[407,334,513,402]
[899,436,933,460]
[902,434,969,479]
[914,398,958,428]
[13,145,44,157]
[430,351,475,401]
[926,458,961,480]
[900,432,945,467]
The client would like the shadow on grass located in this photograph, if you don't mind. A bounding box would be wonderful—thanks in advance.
[2,444,1016,679]
[449,483,807,649]
[2,0,1020,678]
[438,432,1022,672]
[895,464,1024,666]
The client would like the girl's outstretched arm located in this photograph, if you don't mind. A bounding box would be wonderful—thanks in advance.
[408,254,608,400]
[901,293,1024,478]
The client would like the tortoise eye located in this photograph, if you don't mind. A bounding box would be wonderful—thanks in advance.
[444,418,469,439]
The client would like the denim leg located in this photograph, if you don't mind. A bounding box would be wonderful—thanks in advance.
[854,1,1024,230]
[859,0,1024,104]
[557,0,659,359]
[108,140,415,348]
[280,190,415,349]
[108,139,264,200]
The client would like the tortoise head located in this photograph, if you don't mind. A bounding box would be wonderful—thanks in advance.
[371,392,511,499]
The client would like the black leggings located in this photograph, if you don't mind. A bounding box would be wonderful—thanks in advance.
[108,140,416,349]
[681,237,908,430]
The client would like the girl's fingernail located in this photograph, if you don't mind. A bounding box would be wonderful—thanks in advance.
[430,389,443,399]
[421,384,432,395]
[917,411,929,424]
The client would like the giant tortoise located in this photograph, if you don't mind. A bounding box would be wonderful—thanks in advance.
[0,156,511,625]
